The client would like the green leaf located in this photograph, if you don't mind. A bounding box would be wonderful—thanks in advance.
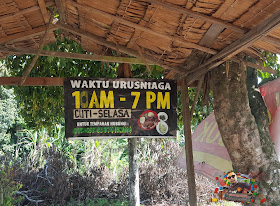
[95,140,99,147]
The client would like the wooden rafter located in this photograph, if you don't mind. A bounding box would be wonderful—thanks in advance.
[38,0,50,23]
[19,13,55,85]
[165,23,224,79]
[1,46,274,77]
[67,0,217,55]
[55,0,66,23]
[56,22,188,74]
[184,10,280,85]
[0,77,63,86]
[262,36,280,47]
[0,47,151,65]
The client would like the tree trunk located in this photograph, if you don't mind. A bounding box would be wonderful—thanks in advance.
[211,61,280,205]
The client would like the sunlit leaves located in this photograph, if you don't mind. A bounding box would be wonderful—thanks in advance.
[4,37,118,129]
[258,53,280,86]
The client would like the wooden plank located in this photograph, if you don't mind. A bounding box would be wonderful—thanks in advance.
[67,0,217,55]
[181,79,197,206]
[199,23,225,47]
[262,36,280,47]
[184,10,280,85]
[0,77,64,86]
[56,22,189,74]
[165,23,224,81]
[38,0,50,23]
[0,25,57,45]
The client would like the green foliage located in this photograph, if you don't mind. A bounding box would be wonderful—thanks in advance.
[0,86,18,135]
[16,128,55,167]
[130,64,164,79]
[258,53,280,86]
[4,37,118,129]
[0,63,23,155]
[0,164,23,205]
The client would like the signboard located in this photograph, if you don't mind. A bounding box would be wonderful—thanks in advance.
[64,77,177,139]
[259,77,280,161]
[177,112,233,180]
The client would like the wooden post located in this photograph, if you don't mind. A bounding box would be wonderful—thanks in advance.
[128,138,140,206]
[117,63,140,206]
[181,79,197,206]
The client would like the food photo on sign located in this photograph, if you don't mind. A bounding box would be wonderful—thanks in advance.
[64,78,177,139]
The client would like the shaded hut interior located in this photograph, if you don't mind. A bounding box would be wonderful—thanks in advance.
[0,0,280,86]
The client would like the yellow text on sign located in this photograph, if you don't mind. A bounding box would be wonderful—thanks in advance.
[146,91,170,109]
[72,91,114,109]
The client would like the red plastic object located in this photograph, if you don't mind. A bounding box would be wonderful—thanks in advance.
[215,177,219,180]
[261,198,266,203]
[254,185,258,188]
[214,188,218,193]
[251,199,255,203]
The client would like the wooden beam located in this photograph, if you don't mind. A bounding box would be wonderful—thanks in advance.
[165,23,224,80]
[56,22,189,74]
[0,47,151,65]
[199,24,225,47]
[0,2,54,22]
[0,25,57,45]
[55,0,66,23]
[231,57,277,75]
[181,79,197,206]
[19,13,55,85]
[0,77,63,86]
[262,36,280,47]
[184,10,280,85]
[38,0,50,23]
[190,75,204,117]
[67,0,216,55]
[146,0,246,34]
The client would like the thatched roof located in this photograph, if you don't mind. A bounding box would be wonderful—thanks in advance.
[1,0,280,85]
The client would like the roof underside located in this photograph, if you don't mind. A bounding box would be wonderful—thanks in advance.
[0,0,280,85]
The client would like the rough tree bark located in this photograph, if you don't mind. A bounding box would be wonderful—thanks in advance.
[211,61,280,205]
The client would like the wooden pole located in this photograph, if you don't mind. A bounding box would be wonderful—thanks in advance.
[128,137,140,206]
[117,63,140,206]
[19,11,55,85]
[181,78,197,206]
